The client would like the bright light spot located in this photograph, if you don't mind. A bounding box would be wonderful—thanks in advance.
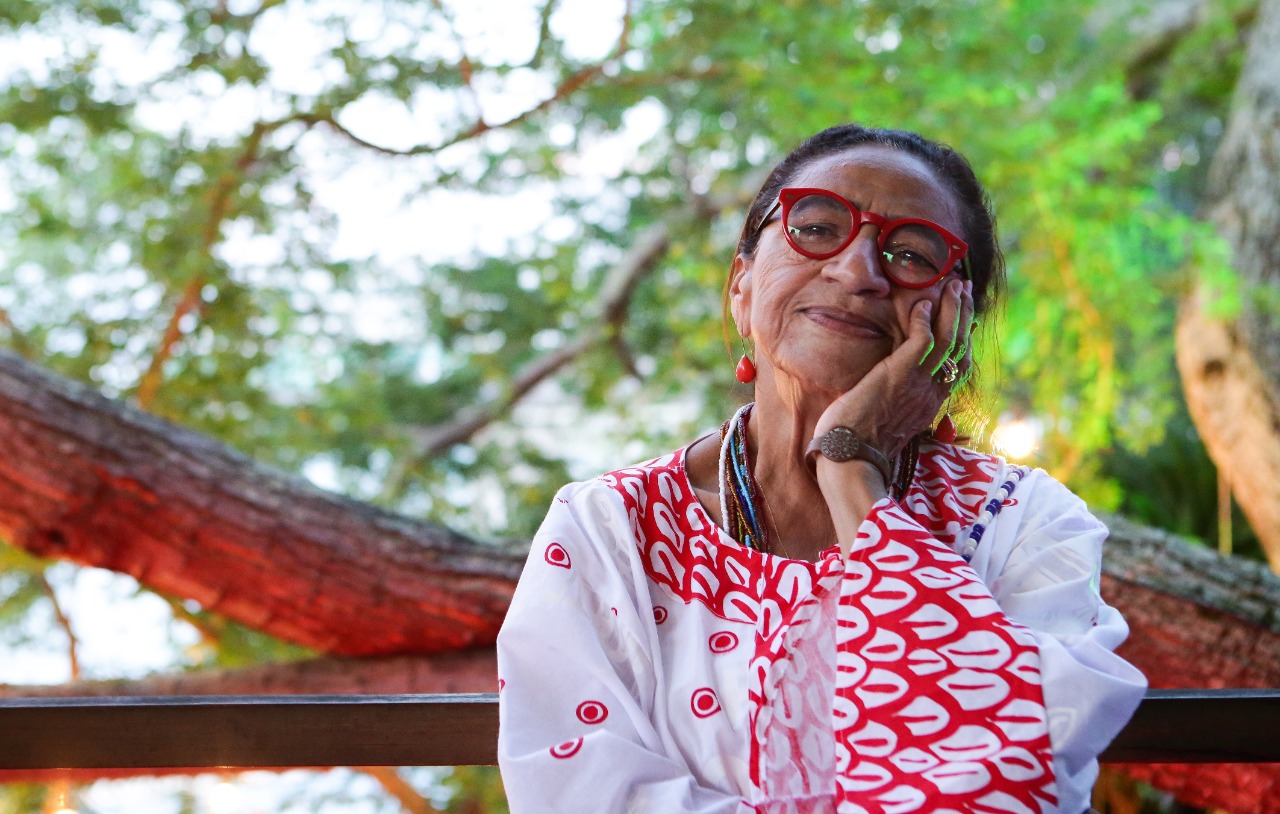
[208,781,240,814]
[992,414,1042,460]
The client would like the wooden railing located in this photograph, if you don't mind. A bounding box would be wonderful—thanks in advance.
[3,689,1279,770]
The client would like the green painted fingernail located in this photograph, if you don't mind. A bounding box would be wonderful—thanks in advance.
[919,337,935,365]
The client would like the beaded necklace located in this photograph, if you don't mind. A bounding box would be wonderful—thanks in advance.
[718,404,767,551]
[717,402,921,554]
[960,465,1029,562]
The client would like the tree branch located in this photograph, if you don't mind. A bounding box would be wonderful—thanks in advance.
[428,0,483,123]
[303,0,633,158]
[378,177,759,501]
[0,350,525,657]
[37,570,80,681]
[360,767,444,814]
[41,779,74,814]
[0,306,36,359]
[432,216,670,443]
[528,0,562,68]
[378,218,676,505]
[1123,0,1260,99]
[137,276,206,411]
[136,122,270,411]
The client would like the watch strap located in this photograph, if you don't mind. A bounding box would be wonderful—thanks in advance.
[806,426,893,485]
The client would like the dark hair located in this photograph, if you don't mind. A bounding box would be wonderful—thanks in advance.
[735,124,1004,317]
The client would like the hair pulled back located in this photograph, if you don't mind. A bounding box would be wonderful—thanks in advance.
[735,124,1004,317]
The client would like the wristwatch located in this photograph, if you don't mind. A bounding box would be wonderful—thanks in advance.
[805,426,893,485]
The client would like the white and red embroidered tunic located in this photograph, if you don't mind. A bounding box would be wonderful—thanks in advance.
[497,441,1145,814]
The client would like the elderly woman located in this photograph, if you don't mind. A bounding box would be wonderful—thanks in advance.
[496,124,1146,814]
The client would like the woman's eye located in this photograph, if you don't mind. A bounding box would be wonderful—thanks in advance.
[790,221,839,240]
[883,249,938,272]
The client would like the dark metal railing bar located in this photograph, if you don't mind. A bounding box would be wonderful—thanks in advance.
[1,689,1277,769]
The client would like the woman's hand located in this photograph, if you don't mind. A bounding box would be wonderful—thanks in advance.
[813,276,975,489]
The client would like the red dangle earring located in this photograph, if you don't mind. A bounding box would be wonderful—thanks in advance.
[735,339,756,384]
[934,414,957,444]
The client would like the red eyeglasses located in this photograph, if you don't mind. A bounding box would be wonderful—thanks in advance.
[754,187,970,289]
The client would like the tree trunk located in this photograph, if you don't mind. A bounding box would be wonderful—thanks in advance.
[0,351,524,657]
[1177,0,1280,570]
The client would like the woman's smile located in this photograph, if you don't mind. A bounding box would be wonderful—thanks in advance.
[802,306,890,340]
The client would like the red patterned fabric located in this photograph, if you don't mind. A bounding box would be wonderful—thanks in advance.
[606,456,842,800]
[603,445,1055,812]
[834,502,1055,811]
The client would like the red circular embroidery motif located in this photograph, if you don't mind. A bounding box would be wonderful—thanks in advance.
[653,606,668,624]
[576,700,609,725]
[690,688,721,718]
[544,542,571,569]
[549,738,583,759]
[708,631,738,653]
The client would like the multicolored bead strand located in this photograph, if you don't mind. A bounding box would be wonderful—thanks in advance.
[719,403,770,551]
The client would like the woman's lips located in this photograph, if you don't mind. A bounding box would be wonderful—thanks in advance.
[803,307,887,338]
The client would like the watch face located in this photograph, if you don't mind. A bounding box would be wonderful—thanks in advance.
[821,427,862,462]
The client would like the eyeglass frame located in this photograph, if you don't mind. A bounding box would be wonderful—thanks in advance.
[751,187,971,289]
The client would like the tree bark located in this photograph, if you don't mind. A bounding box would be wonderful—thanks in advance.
[1177,0,1280,571]
[0,350,524,657]
[1102,514,1280,813]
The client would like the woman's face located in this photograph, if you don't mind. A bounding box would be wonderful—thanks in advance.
[730,145,967,396]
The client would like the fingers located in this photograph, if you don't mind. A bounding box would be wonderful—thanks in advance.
[911,299,936,365]
[950,280,976,371]
[916,278,973,384]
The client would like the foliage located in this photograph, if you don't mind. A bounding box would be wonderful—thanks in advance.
[1100,407,1265,562]
[442,767,510,813]
[0,0,1268,811]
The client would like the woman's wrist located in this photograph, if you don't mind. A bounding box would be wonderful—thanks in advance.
[815,457,890,553]
[805,426,894,485]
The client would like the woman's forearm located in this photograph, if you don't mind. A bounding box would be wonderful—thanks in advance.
[814,457,889,556]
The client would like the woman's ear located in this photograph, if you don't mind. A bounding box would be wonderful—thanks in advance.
[729,253,753,339]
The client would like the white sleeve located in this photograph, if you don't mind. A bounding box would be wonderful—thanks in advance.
[977,470,1147,813]
[497,483,757,814]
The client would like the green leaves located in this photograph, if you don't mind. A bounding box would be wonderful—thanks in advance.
[0,0,1247,543]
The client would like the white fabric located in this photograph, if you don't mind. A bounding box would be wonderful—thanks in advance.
[496,447,1145,813]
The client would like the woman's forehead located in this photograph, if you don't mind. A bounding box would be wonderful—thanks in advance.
[785,145,962,232]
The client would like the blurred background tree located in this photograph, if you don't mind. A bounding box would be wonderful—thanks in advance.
[1,0,1277,811]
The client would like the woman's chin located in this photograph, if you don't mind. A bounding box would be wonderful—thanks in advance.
[769,358,879,400]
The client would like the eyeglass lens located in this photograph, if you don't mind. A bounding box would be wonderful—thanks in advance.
[785,193,952,285]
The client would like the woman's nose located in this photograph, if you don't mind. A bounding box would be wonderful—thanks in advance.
[821,226,891,295]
